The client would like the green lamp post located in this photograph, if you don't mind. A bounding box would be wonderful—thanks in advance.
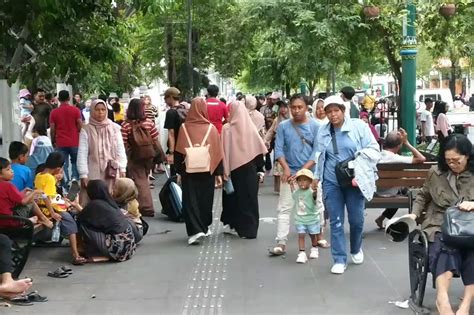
[400,1,417,145]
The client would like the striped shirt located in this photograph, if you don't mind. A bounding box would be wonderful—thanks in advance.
[144,105,158,123]
[121,119,159,149]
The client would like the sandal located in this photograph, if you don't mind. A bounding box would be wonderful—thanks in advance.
[317,239,330,248]
[268,245,286,256]
[9,295,33,306]
[25,291,48,302]
[60,266,73,274]
[47,268,69,278]
[72,256,88,266]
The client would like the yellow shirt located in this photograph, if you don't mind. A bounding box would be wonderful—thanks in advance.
[34,173,65,216]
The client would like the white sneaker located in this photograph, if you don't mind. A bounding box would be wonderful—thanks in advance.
[309,247,319,259]
[188,232,206,245]
[330,263,347,274]
[351,250,364,265]
[222,225,238,236]
[296,252,308,264]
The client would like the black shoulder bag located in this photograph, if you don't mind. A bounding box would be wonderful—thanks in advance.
[441,202,474,249]
[330,124,355,188]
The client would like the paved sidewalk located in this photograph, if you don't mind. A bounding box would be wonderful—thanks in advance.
[2,174,468,314]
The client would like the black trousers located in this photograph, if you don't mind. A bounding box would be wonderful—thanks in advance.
[0,234,12,274]
[382,208,398,219]
[264,152,272,171]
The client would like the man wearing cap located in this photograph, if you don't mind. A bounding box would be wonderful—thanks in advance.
[374,128,425,229]
[315,95,380,274]
[163,87,183,175]
[340,86,359,119]
[205,84,228,134]
[269,94,320,257]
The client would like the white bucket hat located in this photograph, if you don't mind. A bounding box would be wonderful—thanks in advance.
[385,214,417,242]
[323,95,345,110]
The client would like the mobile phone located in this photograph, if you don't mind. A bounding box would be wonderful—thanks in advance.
[67,181,80,201]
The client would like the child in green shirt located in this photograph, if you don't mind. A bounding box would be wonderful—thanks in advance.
[292,169,321,264]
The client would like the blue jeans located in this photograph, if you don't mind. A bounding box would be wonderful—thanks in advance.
[323,181,365,264]
[57,147,79,184]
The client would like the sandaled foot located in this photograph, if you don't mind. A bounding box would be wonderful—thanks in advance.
[317,239,330,248]
[269,244,286,256]
[0,278,32,295]
[72,256,88,266]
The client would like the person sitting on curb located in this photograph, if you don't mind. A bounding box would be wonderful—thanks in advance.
[374,128,426,229]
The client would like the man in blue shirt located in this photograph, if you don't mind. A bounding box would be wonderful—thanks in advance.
[9,141,34,191]
[269,94,320,255]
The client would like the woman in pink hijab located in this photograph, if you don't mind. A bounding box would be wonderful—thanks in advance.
[221,101,268,239]
[77,99,127,205]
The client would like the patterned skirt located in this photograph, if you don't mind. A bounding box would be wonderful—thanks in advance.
[105,226,137,262]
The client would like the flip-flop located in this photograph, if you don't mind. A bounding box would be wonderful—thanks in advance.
[47,268,69,278]
[317,240,330,248]
[60,266,73,274]
[8,295,33,306]
[25,291,48,302]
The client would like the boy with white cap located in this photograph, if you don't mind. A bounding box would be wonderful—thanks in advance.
[293,168,321,263]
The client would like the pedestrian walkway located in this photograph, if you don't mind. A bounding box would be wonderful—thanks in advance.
[2,175,467,314]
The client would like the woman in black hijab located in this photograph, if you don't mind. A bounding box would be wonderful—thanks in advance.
[77,180,136,262]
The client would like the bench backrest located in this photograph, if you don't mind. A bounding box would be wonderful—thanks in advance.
[375,162,436,189]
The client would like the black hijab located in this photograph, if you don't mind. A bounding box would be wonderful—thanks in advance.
[78,180,129,234]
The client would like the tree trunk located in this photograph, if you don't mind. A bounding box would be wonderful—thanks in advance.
[449,58,457,98]
[165,22,177,86]
[308,80,316,98]
[285,83,291,98]
[325,72,331,95]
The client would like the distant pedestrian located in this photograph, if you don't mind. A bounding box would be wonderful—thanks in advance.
[221,100,267,239]
[433,101,452,142]
[50,90,82,185]
[420,98,435,143]
[205,85,228,134]
[313,98,328,124]
[174,97,224,245]
[31,88,52,135]
[163,87,186,176]
[340,86,359,119]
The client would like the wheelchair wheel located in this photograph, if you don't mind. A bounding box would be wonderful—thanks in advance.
[408,230,429,310]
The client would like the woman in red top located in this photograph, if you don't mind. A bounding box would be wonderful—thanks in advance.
[122,99,161,217]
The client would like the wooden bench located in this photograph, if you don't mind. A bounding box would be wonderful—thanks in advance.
[365,162,436,210]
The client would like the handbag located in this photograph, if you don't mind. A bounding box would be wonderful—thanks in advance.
[441,205,474,249]
[105,160,119,179]
[182,124,213,174]
[330,124,355,188]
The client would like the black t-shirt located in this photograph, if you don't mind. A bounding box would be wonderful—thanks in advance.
[164,108,183,141]
[32,102,52,130]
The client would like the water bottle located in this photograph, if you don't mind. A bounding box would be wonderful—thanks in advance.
[51,222,60,242]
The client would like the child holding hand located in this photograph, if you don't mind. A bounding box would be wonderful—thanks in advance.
[292,169,321,264]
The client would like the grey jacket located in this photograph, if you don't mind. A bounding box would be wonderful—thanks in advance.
[412,165,474,242]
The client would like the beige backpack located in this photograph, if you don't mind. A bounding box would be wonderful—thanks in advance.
[182,123,213,173]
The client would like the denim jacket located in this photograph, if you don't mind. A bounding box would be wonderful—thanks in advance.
[315,118,381,200]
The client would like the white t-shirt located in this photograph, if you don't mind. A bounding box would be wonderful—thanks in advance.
[419,109,435,137]
[377,150,413,197]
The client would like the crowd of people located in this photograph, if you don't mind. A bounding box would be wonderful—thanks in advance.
[1,84,474,315]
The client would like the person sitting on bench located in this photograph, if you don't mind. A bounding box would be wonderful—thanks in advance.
[0,234,33,300]
[374,128,425,229]
[407,134,474,315]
